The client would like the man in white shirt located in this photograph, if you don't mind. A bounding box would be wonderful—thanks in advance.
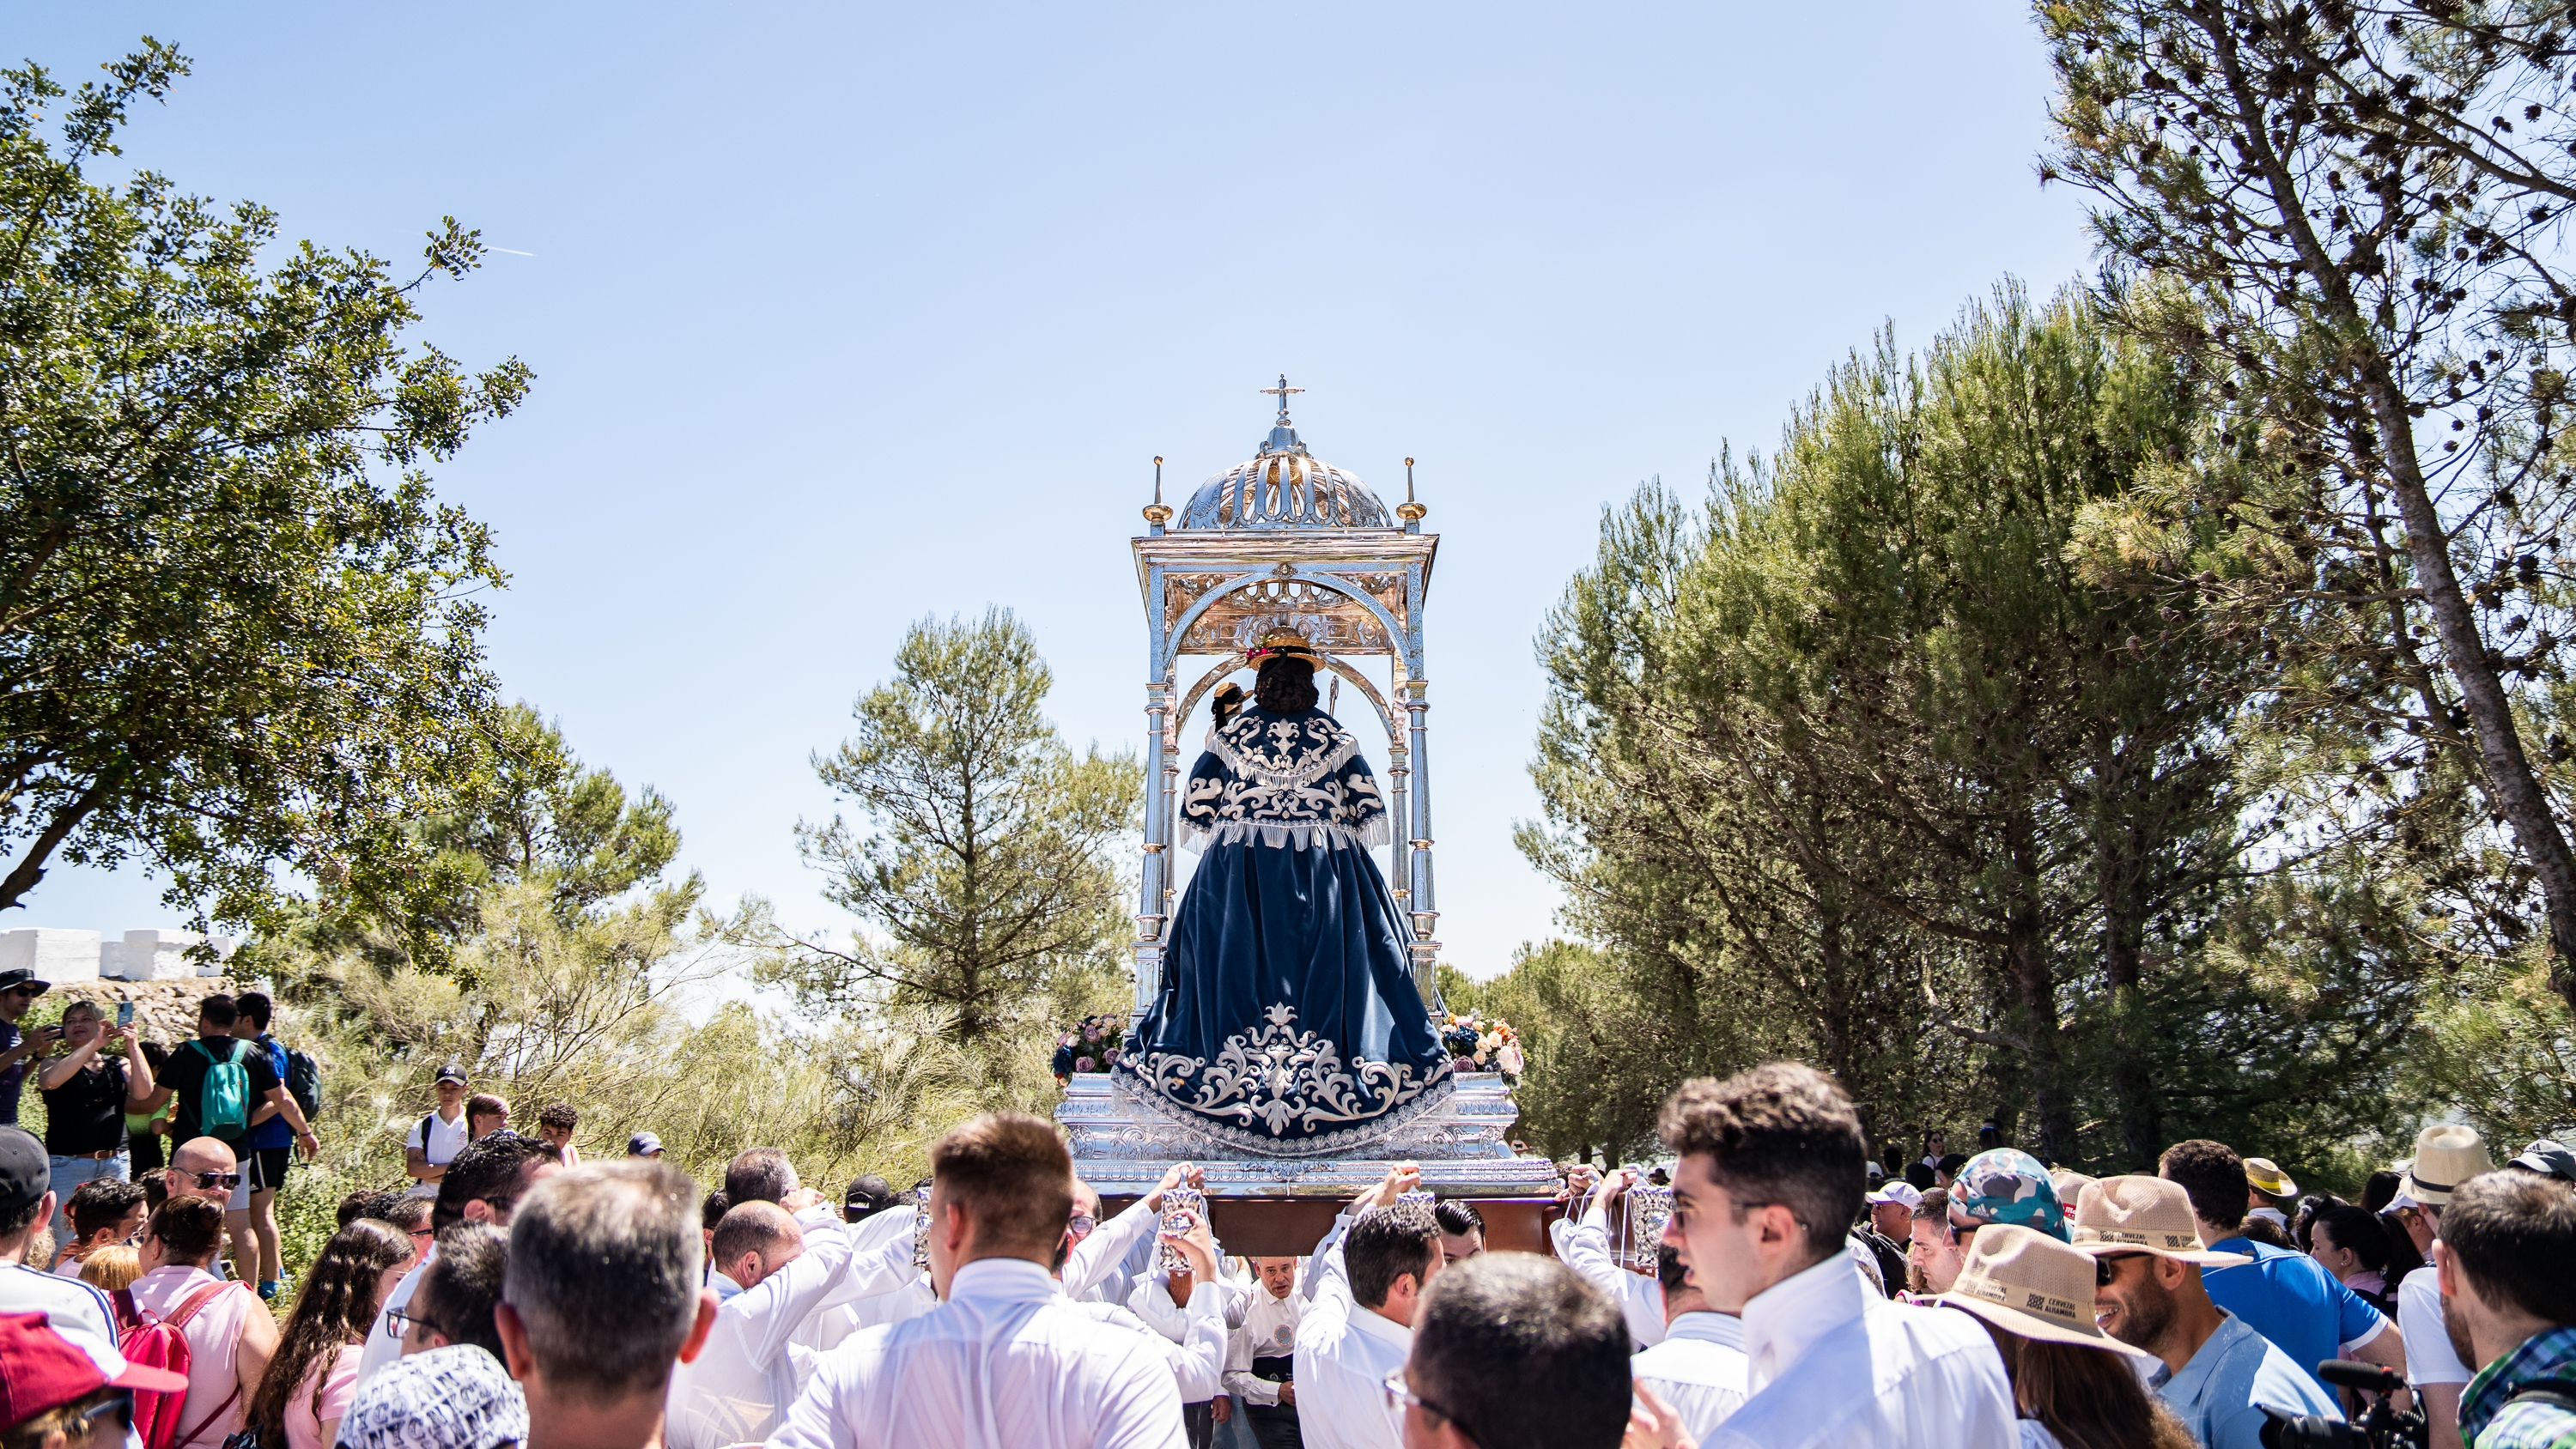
[404,1065,472,1186]
[772,1111,1184,1449]
[1391,1254,1632,1449]
[1553,1167,1668,1349]
[1291,1166,1443,1449]
[665,1192,921,1449]
[1630,1246,1748,1442]
[1224,1257,1304,1449]
[1123,1229,1245,1448]
[0,1126,128,1365]
[792,1190,930,1355]
[1065,1166,1195,1304]
[1657,1064,2017,1449]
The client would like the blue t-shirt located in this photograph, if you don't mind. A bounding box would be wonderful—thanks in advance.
[243,1034,296,1150]
[2152,1310,2340,1449]
[2203,1237,2389,1394]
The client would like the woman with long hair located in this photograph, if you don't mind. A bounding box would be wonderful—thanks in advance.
[243,1219,414,1449]
[1936,1224,2197,1449]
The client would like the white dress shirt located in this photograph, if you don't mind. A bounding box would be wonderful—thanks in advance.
[771,1258,1184,1449]
[793,1207,927,1355]
[1707,1250,2016,1449]
[665,1201,920,1449]
[1552,1211,1667,1349]
[1085,1281,1230,1404]
[1631,1311,1749,1443]
[1289,1213,1407,1449]
[1223,1276,1303,1408]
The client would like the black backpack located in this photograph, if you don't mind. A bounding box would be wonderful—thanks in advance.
[280,1040,320,1121]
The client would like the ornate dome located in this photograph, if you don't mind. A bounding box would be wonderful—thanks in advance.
[1176,385,1391,530]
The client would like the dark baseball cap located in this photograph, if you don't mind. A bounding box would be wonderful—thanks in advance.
[0,1126,48,1218]
[0,968,49,996]
[627,1131,663,1156]
[433,1064,468,1085]
[2511,1139,2576,1184]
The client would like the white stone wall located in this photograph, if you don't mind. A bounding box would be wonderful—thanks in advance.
[0,928,239,982]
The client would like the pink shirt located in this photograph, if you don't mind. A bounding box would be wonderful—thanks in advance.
[128,1265,260,1449]
[284,1343,360,1449]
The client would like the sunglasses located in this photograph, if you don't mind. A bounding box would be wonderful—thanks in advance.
[2094,1251,2148,1286]
[190,1172,243,1191]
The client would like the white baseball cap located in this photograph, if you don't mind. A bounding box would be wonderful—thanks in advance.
[1866,1180,1923,1210]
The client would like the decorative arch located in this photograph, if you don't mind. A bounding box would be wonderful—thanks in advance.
[1157,567,1413,678]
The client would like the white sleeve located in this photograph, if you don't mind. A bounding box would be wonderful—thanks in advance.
[1302,1210,1357,1305]
[799,1210,921,1320]
[2398,1267,2472,1385]
[1066,1196,1161,1301]
[403,1119,426,1150]
[1124,1275,1191,1344]
[769,1345,862,1449]
[1168,1283,1229,1403]
[1091,1335,1190,1449]
[1556,1216,1665,1348]
[737,1205,881,1367]
[1221,1322,1279,1406]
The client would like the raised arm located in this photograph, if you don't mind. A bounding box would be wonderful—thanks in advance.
[1064,1162,1196,1300]
[1556,1168,1666,1344]
[34,1029,100,1091]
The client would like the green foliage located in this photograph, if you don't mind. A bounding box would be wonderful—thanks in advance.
[0,41,526,931]
[1523,281,2425,1175]
[753,609,1140,1044]
[2037,0,2576,1006]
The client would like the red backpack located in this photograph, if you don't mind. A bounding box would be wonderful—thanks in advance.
[110,1281,244,1449]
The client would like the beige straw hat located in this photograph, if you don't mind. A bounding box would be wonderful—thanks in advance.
[2068,1176,2251,1266]
[1935,1223,2153,1357]
[2243,1157,2298,1198]
[2398,1125,2493,1205]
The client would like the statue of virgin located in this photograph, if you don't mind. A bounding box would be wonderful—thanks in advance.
[1118,634,1452,1152]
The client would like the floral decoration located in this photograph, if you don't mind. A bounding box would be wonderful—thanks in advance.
[1052,1013,1127,1083]
[1437,1012,1524,1080]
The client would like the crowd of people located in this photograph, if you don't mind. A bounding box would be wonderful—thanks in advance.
[1,979,2574,1447]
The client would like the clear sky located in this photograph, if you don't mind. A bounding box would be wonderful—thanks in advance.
[15,4,2095,979]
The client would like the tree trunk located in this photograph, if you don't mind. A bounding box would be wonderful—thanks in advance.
[2004,804,2078,1162]
[2092,736,2162,1172]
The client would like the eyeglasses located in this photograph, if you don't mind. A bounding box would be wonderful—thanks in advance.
[384,1305,447,1341]
[189,1172,242,1191]
[1382,1371,1468,1434]
[1066,1214,1097,1235]
[406,1226,435,1243]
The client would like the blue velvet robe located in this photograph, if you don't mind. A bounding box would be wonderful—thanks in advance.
[1118,706,1452,1153]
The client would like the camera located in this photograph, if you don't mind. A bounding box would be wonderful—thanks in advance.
[2257,1361,2427,1449]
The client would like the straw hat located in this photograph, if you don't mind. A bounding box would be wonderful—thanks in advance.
[2399,1125,2493,1205]
[2068,1176,2252,1266]
[2049,1169,2098,1222]
[1935,1223,2153,1357]
[2243,1157,2298,1198]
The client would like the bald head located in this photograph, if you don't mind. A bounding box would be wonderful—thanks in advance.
[709,1201,804,1290]
[170,1138,237,1200]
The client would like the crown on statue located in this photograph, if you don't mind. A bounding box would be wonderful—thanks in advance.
[1243,631,1321,668]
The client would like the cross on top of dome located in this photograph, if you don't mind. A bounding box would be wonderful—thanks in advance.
[1175,377,1392,530]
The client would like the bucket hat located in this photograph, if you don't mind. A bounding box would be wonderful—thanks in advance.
[1951,1149,2069,1242]
[1935,1224,2155,1357]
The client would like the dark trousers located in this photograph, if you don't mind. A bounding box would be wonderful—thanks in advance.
[1245,1409,1301,1449]
[1182,1401,1213,1449]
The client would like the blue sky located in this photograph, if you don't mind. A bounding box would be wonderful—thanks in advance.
[16,4,2095,978]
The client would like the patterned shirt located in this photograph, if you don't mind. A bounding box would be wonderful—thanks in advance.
[2459,1325,2576,1449]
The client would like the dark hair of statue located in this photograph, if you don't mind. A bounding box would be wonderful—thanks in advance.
[1255,657,1318,714]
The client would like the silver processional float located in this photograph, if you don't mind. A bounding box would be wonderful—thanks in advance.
[1054,379,1563,1254]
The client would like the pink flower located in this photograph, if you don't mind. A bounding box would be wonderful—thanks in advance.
[1074,1056,1096,1072]
[1497,1043,1526,1076]
[1103,1049,1121,1066]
